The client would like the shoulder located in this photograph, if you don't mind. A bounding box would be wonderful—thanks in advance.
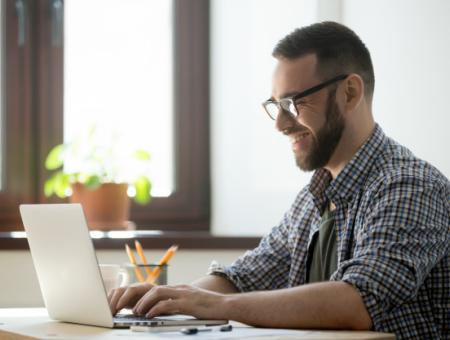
[354,136,449,245]
[365,136,449,201]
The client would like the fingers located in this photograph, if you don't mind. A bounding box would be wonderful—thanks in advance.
[108,287,126,315]
[129,284,225,320]
[108,283,153,315]
[133,285,183,316]
[146,299,180,318]
[109,288,128,315]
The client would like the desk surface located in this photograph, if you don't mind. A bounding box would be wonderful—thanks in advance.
[0,308,395,340]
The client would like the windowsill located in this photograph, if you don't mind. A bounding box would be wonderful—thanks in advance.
[0,230,261,250]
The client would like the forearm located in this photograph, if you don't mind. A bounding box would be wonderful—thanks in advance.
[222,281,372,330]
[191,274,239,294]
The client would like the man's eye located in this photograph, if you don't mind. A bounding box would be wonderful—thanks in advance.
[295,101,305,109]
[295,101,309,114]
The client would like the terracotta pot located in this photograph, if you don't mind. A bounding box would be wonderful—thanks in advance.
[70,183,131,230]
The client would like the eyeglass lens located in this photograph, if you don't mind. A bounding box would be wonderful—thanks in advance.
[264,99,296,120]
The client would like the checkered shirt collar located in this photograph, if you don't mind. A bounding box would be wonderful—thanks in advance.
[309,124,386,210]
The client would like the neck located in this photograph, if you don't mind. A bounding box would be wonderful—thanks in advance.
[325,117,375,179]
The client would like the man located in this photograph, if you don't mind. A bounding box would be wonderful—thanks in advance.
[109,22,449,339]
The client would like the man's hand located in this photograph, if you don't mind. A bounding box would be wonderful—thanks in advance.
[108,282,154,315]
[108,280,372,330]
[108,275,235,317]
[132,284,226,320]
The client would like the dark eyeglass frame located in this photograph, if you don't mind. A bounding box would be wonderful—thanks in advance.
[262,74,348,120]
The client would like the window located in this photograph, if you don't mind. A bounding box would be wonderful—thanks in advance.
[64,0,174,197]
[0,0,210,231]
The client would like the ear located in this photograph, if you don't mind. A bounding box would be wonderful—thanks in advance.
[342,74,364,113]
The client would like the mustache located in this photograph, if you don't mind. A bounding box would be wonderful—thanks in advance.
[281,126,310,136]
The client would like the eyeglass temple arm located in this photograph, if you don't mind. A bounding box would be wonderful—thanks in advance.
[292,74,348,101]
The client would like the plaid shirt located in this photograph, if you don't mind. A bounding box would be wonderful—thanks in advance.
[210,124,450,339]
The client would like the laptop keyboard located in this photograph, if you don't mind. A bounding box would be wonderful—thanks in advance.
[114,313,158,326]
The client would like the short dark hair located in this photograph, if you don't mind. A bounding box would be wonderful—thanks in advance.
[273,21,375,100]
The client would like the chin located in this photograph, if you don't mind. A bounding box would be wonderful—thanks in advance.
[295,157,313,172]
[295,151,330,172]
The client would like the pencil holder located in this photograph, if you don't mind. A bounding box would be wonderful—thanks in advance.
[123,264,168,285]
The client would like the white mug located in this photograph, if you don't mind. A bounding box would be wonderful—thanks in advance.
[99,264,129,294]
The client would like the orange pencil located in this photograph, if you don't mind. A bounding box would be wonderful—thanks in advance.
[134,240,153,278]
[125,244,145,283]
[147,245,178,284]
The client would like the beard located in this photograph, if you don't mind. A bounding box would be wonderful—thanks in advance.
[296,90,345,171]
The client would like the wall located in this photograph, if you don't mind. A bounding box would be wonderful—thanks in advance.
[342,0,450,174]
[211,0,450,237]
[210,0,318,236]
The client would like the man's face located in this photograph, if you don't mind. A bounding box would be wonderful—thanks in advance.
[271,55,345,171]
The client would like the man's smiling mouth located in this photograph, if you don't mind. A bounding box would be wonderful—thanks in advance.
[290,131,310,143]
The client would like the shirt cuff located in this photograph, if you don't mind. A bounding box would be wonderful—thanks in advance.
[207,260,245,292]
[338,274,385,329]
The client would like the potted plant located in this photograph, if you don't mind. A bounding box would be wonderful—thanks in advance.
[44,126,152,230]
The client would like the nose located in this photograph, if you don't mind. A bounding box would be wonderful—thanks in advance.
[275,108,297,134]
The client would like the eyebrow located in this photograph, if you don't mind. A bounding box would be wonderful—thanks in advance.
[281,91,302,99]
[269,90,302,101]
[269,91,302,101]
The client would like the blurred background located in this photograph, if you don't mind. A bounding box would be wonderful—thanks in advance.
[0,0,448,306]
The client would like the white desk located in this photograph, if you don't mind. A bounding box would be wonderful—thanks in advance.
[0,308,395,339]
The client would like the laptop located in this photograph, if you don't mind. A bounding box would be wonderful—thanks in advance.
[19,203,228,328]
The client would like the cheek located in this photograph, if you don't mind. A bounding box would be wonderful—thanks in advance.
[297,110,326,136]
[298,94,334,134]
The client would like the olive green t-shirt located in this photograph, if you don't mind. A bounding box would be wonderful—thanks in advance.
[306,208,337,283]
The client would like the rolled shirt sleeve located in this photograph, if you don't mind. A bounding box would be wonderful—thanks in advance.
[209,213,292,292]
[331,174,450,328]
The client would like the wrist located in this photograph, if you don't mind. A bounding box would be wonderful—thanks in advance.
[220,293,239,320]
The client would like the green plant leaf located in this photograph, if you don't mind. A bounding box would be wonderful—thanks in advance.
[53,172,70,198]
[134,149,151,161]
[134,176,152,205]
[44,174,57,197]
[83,175,101,189]
[45,144,64,170]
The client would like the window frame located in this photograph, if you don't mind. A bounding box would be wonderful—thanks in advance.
[0,0,37,230]
[132,0,211,231]
[0,0,210,232]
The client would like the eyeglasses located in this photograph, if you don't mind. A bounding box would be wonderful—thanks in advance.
[262,74,348,120]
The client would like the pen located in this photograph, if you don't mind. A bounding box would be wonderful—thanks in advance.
[181,324,233,334]
[130,324,233,334]
[134,240,153,278]
[147,245,178,284]
[125,244,145,283]
[131,325,190,333]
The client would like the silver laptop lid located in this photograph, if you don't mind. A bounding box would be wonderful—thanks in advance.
[20,204,114,328]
